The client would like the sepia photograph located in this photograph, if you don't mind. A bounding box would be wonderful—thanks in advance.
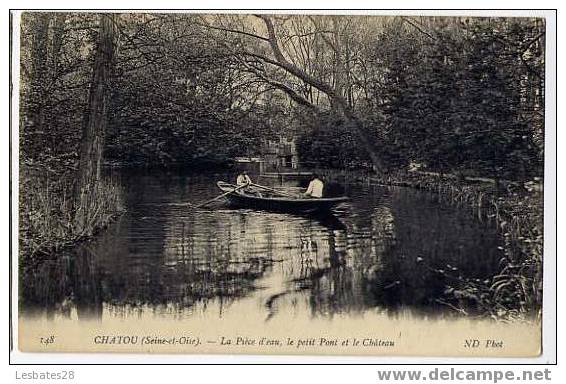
[10,9,554,358]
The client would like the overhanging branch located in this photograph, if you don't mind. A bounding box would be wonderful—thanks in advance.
[237,56,318,111]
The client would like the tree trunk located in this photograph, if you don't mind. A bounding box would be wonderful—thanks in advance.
[47,14,67,151]
[47,14,66,83]
[29,13,50,131]
[74,14,117,233]
[343,112,385,173]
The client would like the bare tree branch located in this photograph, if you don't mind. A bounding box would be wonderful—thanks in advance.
[255,15,344,104]
[194,20,270,42]
[521,31,545,54]
[401,17,437,40]
[238,56,317,111]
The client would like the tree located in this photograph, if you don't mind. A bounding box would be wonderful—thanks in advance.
[74,14,118,232]
[372,17,543,179]
[20,12,98,165]
[200,14,387,172]
[19,14,544,180]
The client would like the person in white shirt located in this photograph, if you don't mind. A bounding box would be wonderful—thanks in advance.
[305,174,324,198]
[236,170,252,186]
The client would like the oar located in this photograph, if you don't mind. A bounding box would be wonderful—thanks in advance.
[250,183,298,198]
[193,184,248,208]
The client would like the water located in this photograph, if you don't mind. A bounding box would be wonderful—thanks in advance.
[20,170,503,322]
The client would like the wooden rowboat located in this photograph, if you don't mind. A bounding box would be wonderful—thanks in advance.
[217,181,349,213]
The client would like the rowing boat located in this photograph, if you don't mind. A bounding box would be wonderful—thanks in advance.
[217,181,349,213]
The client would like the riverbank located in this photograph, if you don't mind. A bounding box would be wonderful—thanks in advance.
[313,167,543,321]
[19,163,125,264]
[18,156,236,265]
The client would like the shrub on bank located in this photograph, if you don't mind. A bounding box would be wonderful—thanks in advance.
[19,165,125,262]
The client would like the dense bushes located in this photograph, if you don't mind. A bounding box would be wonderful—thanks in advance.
[296,113,373,169]
[19,165,124,262]
[296,18,544,181]
[375,18,545,179]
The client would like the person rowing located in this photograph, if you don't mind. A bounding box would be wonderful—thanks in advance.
[236,170,263,197]
[236,170,252,186]
[304,173,324,198]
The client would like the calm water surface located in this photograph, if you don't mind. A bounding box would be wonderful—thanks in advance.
[20,170,503,321]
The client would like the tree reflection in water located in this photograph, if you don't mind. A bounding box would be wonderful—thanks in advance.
[19,172,502,321]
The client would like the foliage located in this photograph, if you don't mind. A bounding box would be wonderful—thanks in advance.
[370,18,544,179]
[19,13,97,166]
[19,14,545,178]
[296,113,372,169]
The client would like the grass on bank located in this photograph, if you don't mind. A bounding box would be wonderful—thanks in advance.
[19,165,125,263]
[382,171,543,322]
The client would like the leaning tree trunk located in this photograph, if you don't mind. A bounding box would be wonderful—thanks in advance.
[74,14,117,234]
[342,109,385,173]
[252,15,386,174]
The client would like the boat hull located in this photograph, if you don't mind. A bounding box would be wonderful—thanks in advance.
[217,182,348,213]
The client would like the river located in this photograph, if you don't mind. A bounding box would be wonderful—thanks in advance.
[20,169,503,322]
